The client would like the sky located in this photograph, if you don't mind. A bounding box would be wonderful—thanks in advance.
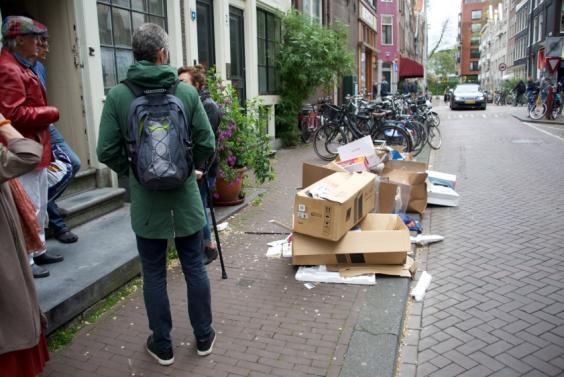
[427,0,461,52]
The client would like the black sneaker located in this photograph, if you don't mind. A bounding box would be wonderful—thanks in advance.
[197,328,216,356]
[145,335,174,366]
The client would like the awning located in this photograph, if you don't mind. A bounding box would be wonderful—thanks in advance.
[399,56,424,78]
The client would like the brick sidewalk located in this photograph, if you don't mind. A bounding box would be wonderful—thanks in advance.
[42,146,373,377]
[398,109,564,376]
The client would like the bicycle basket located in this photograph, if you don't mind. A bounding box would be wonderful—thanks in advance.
[321,104,341,120]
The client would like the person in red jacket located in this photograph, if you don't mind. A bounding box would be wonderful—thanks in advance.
[0,16,64,278]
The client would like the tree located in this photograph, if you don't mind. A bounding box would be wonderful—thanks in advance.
[428,48,457,79]
[276,11,355,146]
[428,19,449,59]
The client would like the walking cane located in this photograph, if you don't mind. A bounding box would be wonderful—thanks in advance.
[203,174,228,279]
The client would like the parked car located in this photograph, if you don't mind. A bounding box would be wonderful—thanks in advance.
[450,84,487,110]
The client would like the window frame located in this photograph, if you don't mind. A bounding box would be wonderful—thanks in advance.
[303,0,322,23]
[97,0,167,93]
[471,9,482,20]
[257,8,281,95]
[381,14,393,45]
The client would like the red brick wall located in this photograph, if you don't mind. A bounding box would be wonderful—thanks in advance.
[460,0,490,77]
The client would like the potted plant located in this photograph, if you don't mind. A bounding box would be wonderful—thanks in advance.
[207,70,275,205]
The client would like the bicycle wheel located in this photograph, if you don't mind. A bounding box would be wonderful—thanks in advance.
[373,125,413,152]
[313,123,347,161]
[428,126,442,150]
[529,104,547,120]
[505,95,514,106]
[428,112,440,127]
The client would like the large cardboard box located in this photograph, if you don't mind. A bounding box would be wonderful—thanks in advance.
[292,214,410,265]
[381,160,428,215]
[294,172,376,241]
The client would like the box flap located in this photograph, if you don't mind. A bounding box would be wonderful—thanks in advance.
[302,162,338,188]
[327,257,416,278]
[300,172,376,204]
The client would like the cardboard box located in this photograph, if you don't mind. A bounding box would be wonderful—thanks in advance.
[427,183,460,207]
[381,160,428,215]
[294,172,376,241]
[292,214,410,265]
[375,180,400,214]
[301,162,347,188]
[336,156,370,172]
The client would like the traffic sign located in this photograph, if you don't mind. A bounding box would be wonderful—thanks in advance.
[499,63,507,72]
[547,57,560,73]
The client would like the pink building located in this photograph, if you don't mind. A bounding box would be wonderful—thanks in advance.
[377,0,399,92]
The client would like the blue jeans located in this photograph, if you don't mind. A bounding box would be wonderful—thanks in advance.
[136,231,213,350]
[47,125,81,234]
[198,176,217,243]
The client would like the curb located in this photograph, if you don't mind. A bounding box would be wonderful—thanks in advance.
[512,114,564,126]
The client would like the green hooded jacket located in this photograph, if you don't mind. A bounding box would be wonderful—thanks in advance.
[97,62,215,239]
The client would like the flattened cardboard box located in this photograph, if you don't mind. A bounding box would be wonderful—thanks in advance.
[381,160,428,215]
[294,172,376,241]
[292,214,410,265]
[327,256,417,278]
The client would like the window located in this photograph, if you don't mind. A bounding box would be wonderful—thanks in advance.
[257,9,281,95]
[534,16,539,42]
[381,15,393,45]
[382,0,393,2]
[561,3,564,33]
[471,10,482,20]
[197,0,215,68]
[97,0,166,93]
[470,61,479,71]
[303,0,322,23]
[470,36,480,46]
[470,48,480,58]
[538,14,543,42]
[471,23,481,33]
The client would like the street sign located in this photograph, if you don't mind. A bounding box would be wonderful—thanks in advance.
[498,63,507,72]
[547,57,560,73]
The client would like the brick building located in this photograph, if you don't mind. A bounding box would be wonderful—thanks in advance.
[458,0,491,81]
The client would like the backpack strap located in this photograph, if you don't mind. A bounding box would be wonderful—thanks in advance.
[167,80,181,95]
[122,79,145,97]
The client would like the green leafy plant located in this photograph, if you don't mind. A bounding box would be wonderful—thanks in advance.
[276,10,355,146]
[207,69,275,185]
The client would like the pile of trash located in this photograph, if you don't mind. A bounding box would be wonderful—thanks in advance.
[266,136,457,299]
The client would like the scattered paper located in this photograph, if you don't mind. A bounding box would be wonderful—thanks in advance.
[295,265,376,285]
[410,234,445,246]
[217,222,229,232]
[411,271,432,301]
[266,236,292,258]
[304,283,317,290]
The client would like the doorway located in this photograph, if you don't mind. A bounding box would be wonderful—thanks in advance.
[1,0,90,170]
[229,6,246,106]
[197,0,215,68]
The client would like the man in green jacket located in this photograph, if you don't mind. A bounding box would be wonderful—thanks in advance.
[97,23,216,366]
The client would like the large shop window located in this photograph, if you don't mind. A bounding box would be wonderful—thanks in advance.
[381,15,393,45]
[257,9,281,95]
[97,0,167,93]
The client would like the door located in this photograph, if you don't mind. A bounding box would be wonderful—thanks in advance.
[229,6,246,106]
[0,0,90,170]
[197,0,215,68]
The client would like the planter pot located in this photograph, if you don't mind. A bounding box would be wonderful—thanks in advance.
[213,168,246,206]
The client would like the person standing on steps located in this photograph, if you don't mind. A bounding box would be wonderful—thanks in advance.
[0,15,64,279]
[34,33,81,244]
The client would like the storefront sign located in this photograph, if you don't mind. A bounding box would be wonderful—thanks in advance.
[360,4,377,31]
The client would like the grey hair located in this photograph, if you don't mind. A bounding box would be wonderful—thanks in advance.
[132,23,169,63]
[2,37,18,50]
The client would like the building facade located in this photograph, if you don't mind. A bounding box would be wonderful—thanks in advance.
[376,0,399,93]
[0,0,291,191]
[459,0,491,81]
[479,0,509,90]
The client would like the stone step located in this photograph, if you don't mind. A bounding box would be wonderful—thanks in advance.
[60,168,98,199]
[39,188,265,334]
[56,187,126,229]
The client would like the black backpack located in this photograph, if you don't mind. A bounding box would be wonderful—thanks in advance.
[122,79,193,190]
